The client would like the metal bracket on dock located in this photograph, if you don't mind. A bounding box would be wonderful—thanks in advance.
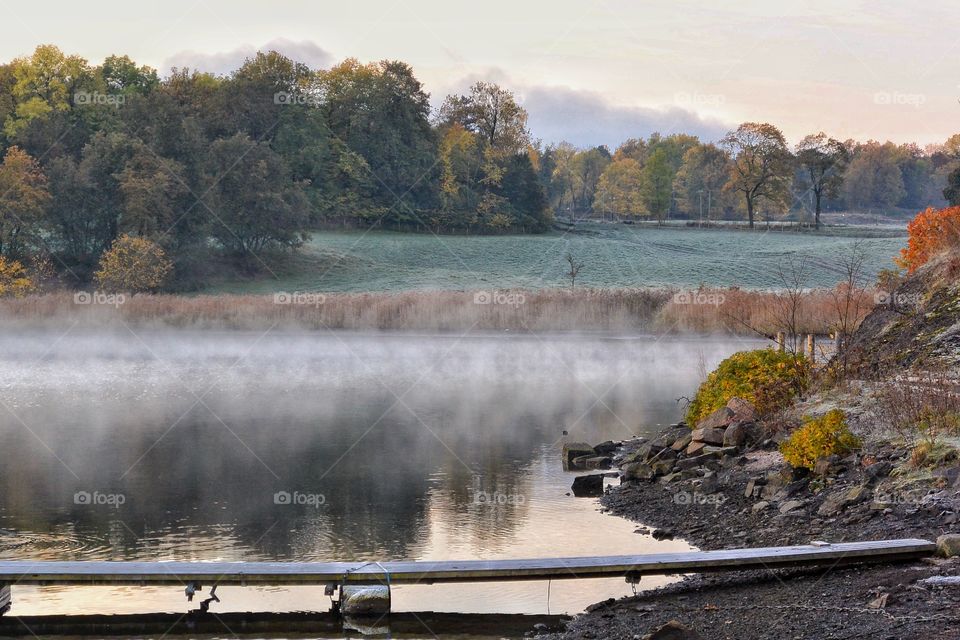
[185,582,202,602]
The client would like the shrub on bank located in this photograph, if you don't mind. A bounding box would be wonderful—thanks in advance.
[897,206,960,273]
[686,349,810,426]
[780,409,861,469]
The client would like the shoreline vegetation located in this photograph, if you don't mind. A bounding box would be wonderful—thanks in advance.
[0,287,872,337]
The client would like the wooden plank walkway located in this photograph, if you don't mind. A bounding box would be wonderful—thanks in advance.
[0,539,935,587]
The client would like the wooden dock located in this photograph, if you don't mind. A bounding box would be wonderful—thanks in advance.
[0,538,936,616]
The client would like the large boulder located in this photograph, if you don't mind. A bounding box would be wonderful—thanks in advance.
[562,442,595,469]
[573,455,612,470]
[726,397,757,422]
[593,440,618,456]
[623,462,656,481]
[690,427,726,446]
[696,406,734,431]
[937,534,960,558]
[722,423,748,448]
[817,485,871,517]
[572,474,605,497]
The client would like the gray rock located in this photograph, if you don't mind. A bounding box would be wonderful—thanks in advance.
[937,534,960,558]
[643,620,702,640]
[726,397,757,422]
[593,440,618,456]
[671,434,693,451]
[752,501,771,512]
[864,461,893,483]
[722,422,747,448]
[685,440,708,456]
[571,474,605,497]
[562,442,595,469]
[696,406,735,431]
[779,500,805,514]
[690,427,726,445]
[623,462,655,481]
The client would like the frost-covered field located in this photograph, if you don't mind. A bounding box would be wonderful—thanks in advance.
[207,224,906,294]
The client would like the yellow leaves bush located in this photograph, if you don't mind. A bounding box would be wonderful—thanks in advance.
[686,349,810,425]
[94,235,172,293]
[780,409,861,470]
[0,257,37,297]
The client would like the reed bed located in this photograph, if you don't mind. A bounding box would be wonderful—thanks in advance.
[0,287,874,336]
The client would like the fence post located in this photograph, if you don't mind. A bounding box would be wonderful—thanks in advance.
[776,332,785,352]
[807,334,815,364]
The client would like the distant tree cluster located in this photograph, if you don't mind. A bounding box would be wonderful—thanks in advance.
[0,46,551,289]
[542,124,959,229]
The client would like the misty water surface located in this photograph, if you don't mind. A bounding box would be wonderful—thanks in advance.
[0,330,763,618]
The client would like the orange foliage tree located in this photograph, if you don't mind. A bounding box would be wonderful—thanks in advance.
[897,206,960,273]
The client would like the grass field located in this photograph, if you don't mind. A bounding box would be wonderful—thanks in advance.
[204,222,907,294]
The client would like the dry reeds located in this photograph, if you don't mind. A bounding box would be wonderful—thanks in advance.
[0,287,874,336]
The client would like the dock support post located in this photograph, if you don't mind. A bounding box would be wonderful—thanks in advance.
[807,334,815,364]
[0,584,10,616]
[775,332,785,352]
[339,583,391,616]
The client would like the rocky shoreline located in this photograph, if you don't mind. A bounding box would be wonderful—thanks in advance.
[547,397,960,640]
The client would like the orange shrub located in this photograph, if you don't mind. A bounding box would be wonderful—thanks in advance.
[897,206,960,273]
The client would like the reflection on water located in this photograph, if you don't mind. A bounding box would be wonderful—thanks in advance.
[0,330,760,621]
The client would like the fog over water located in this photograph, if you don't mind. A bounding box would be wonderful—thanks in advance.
[0,329,762,617]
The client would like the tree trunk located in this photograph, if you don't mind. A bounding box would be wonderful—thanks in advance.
[746,196,755,228]
[814,194,822,230]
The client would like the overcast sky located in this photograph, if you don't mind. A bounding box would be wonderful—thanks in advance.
[1,0,957,148]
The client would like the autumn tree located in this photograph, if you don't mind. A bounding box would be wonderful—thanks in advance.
[641,148,674,224]
[674,143,731,220]
[841,141,905,212]
[4,45,92,137]
[0,257,37,297]
[439,82,530,155]
[795,133,848,229]
[721,122,793,228]
[94,234,172,292]
[897,206,960,273]
[594,158,645,219]
[0,146,50,258]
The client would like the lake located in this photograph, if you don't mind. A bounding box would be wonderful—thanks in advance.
[0,330,763,634]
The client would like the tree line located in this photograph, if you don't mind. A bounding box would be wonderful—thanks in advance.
[0,46,549,288]
[0,44,958,291]
[544,125,960,229]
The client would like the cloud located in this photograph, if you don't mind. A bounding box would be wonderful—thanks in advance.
[520,85,731,149]
[162,39,334,76]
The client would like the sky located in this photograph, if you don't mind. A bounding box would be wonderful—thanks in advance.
[0,0,957,148]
